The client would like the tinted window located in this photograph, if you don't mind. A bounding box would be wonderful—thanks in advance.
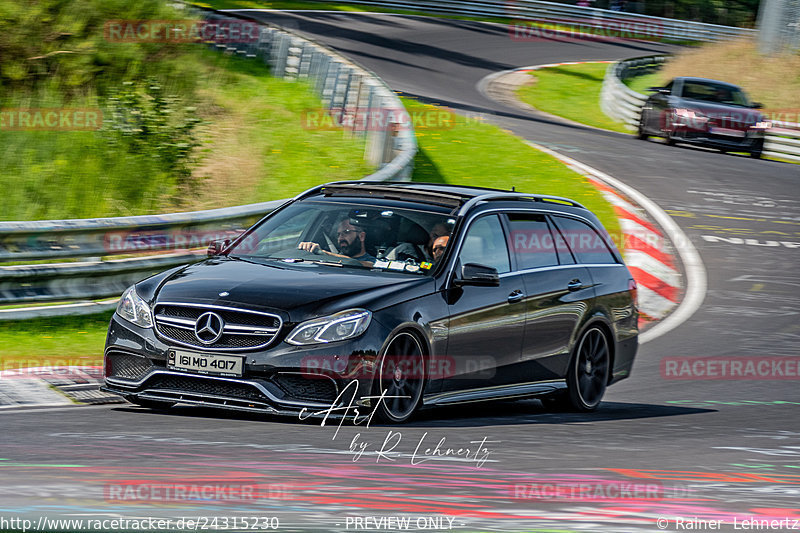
[459,215,510,274]
[551,216,618,265]
[226,199,454,275]
[506,213,560,269]
[679,81,750,107]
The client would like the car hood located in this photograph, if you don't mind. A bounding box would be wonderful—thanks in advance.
[675,98,763,126]
[149,257,431,320]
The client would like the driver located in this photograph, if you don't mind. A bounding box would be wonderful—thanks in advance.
[298,218,376,266]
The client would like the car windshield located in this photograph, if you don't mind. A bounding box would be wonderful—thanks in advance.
[226,198,456,275]
[679,81,752,107]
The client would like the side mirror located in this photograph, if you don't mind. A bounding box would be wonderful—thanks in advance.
[207,239,231,257]
[751,102,763,109]
[454,263,500,287]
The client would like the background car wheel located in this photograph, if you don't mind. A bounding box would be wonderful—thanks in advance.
[373,331,426,423]
[750,140,764,159]
[565,326,610,412]
[636,119,648,140]
[128,397,176,410]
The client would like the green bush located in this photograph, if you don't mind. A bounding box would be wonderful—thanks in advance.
[0,0,198,98]
[103,80,203,199]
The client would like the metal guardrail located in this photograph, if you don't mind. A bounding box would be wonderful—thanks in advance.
[600,55,800,163]
[600,55,666,130]
[0,9,417,318]
[301,0,757,42]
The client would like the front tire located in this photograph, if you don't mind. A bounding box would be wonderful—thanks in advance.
[750,139,764,159]
[565,326,610,412]
[372,331,426,423]
[636,117,648,140]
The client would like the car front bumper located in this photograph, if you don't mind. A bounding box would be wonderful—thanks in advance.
[670,126,765,151]
[103,313,389,417]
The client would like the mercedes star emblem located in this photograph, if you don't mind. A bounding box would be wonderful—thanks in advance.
[194,311,225,345]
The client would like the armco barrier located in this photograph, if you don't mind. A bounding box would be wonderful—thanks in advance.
[299,0,756,42]
[0,9,416,318]
[600,56,800,162]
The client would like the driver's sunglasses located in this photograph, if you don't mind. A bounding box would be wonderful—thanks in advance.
[337,229,359,237]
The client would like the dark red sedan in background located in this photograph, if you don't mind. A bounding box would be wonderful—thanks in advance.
[638,76,771,158]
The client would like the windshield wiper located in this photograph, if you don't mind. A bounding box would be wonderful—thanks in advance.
[308,259,344,267]
[226,255,286,269]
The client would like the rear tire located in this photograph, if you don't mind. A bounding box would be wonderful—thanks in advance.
[565,326,610,412]
[372,331,426,423]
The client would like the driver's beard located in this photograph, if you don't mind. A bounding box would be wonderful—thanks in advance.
[339,238,362,258]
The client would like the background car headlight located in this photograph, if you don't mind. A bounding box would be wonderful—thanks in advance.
[674,108,708,125]
[116,286,153,328]
[286,309,371,345]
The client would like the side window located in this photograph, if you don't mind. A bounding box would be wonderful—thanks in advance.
[551,216,618,265]
[458,215,511,274]
[506,213,560,269]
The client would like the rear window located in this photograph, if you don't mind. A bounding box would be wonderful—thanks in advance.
[550,216,618,265]
[506,213,570,269]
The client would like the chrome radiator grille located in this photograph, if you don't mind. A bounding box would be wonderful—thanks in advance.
[153,303,282,351]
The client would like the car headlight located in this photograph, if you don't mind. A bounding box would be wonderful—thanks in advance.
[674,108,707,124]
[286,309,371,345]
[116,286,153,328]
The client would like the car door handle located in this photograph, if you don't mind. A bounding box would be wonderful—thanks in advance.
[507,290,525,303]
[567,279,585,292]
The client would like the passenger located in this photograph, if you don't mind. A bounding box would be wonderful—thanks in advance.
[298,219,376,266]
[431,235,449,262]
[426,222,451,260]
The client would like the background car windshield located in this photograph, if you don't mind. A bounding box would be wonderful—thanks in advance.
[680,81,751,106]
[227,200,455,274]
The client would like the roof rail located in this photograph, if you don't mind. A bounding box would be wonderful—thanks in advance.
[458,193,585,216]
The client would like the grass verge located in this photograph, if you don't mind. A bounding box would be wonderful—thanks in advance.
[624,72,662,94]
[404,97,621,238]
[516,63,630,134]
[0,312,112,367]
[1,51,373,221]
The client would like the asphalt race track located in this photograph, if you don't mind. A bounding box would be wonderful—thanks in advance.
[2,12,799,533]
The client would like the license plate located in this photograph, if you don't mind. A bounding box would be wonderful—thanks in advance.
[709,127,745,138]
[168,350,244,377]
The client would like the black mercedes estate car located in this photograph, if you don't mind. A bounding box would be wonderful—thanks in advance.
[103,182,638,422]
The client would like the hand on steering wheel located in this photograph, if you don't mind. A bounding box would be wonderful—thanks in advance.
[297,242,321,254]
